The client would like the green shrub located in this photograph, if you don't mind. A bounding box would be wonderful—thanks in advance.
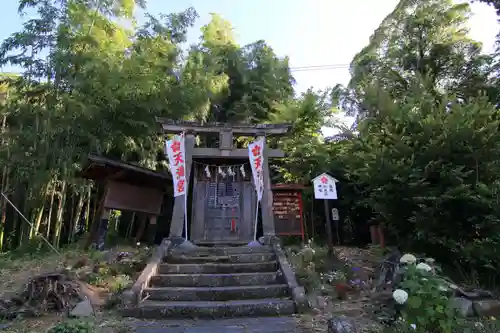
[47,319,93,333]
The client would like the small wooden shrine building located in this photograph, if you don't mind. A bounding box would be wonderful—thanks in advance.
[157,119,290,245]
[80,154,172,249]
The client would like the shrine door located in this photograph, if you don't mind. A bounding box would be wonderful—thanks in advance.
[191,165,256,243]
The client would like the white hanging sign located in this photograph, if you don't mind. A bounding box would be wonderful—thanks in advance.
[204,165,211,178]
[165,133,186,197]
[312,173,338,200]
[248,137,265,201]
[218,166,226,178]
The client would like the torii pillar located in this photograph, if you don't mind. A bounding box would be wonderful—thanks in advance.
[157,119,290,243]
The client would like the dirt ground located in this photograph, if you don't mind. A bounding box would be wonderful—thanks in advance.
[0,244,388,333]
[286,245,386,333]
[0,245,151,333]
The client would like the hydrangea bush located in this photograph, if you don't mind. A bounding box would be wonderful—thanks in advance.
[391,253,457,333]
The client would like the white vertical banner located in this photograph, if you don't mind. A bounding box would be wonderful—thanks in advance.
[165,133,188,240]
[165,133,186,197]
[248,137,265,201]
[248,137,265,241]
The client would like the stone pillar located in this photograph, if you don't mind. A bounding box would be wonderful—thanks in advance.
[260,138,276,237]
[169,133,195,239]
[97,208,110,251]
[147,215,157,244]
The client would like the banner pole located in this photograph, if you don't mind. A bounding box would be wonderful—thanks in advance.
[184,192,188,240]
[253,199,259,241]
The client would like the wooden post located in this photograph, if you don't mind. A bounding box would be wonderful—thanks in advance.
[377,225,385,249]
[84,187,106,250]
[147,215,157,244]
[261,138,276,237]
[97,208,110,251]
[323,199,334,255]
[169,133,195,238]
[369,224,379,245]
[134,214,147,244]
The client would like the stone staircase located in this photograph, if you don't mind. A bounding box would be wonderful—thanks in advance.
[123,241,305,319]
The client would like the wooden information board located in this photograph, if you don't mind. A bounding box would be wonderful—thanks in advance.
[271,184,305,241]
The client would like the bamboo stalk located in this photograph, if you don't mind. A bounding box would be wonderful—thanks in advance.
[52,180,67,248]
[45,185,56,239]
[70,192,84,244]
[31,183,50,239]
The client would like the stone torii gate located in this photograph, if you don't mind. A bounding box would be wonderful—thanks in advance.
[157,118,290,244]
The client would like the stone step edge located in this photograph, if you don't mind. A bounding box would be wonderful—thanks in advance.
[172,245,273,251]
[159,261,277,268]
[143,284,289,293]
[166,253,275,258]
[153,272,279,278]
[139,298,294,308]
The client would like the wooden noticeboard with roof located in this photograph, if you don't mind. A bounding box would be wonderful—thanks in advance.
[271,184,305,242]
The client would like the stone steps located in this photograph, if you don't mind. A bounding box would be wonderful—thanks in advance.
[158,261,278,274]
[143,284,291,302]
[150,272,282,287]
[125,242,302,319]
[134,299,296,319]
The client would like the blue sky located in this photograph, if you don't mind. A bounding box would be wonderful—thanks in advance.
[0,0,499,132]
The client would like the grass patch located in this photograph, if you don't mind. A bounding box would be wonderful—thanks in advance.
[0,313,135,333]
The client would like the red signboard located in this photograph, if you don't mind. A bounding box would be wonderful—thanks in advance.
[271,184,305,242]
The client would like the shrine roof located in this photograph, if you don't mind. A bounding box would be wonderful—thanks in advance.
[156,118,291,135]
[79,154,171,189]
[311,172,338,182]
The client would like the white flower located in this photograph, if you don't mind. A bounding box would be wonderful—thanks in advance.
[425,258,435,264]
[400,253,417,264]
[410,324,417,330]
[393,289,409,304]
[416,262,432,272]
[438,285,449,292]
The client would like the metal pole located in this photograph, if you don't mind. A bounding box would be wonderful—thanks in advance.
[1,192,60,255]
[323,199,334,255]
